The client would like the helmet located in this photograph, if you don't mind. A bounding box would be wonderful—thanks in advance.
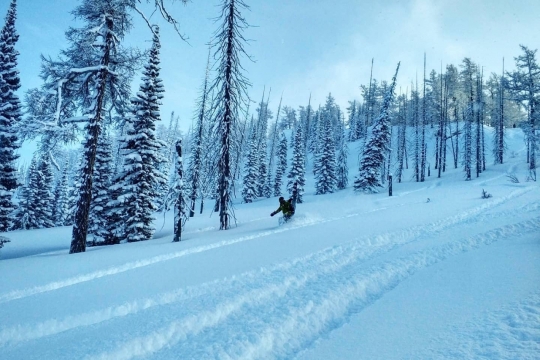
[279,196,284,202]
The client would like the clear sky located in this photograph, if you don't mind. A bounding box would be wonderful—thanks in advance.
[7,0,540,133]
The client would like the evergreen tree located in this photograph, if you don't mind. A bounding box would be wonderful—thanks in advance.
[347,100,356,141]
[461,58,476,181]
[420,56,427,182]
[265,97,282,199]
[12,153,54,230]
[287,122,305,203]
[0,0,21,232]
[187,53,210,217]
[67,0,138,253]
[10,156,36,230]
[336,123,349,190]
[300,98,313,158]
[103,173,124,245]
[35,153,55,228]
[347,100,363,142]
[242,125,259,203]
[118,29,167,242]
[209,0,251,230]
[154,133,172,212]
[256,99,272,198]
[273,131,287,196]
[437,68,449,177]
[475,70,485,177]
[506,45,539,181]
[492,64,505,165]
[88,131,114,245]
[66,168,80,227]
[173,139,187,242]
[314,95,338,195]
[52,161,70,226]
[307,108,320,157]
[445,65,460,170]
[354,63,400,193]
[395,94,407,183]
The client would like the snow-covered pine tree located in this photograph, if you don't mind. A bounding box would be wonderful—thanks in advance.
[307,107,320,157]
[209,0,251,230]
[506,45,539,181]
[10,156,36,230]
[497,64,506,165]
[347,100,366,141]
[102,172,123,245]
[420,55,427,182]
[66,0,137,253]
[156,112,183,212]
[61,0,189,253]
[256,99,272,198]
[273,131,287,196]
[88,130,114,245]
[118,28,167,243]
[312,105,327,177]
[463,106,473,181]
[436,68,449,177]
[354,63,400,193]
[187,52,211,217]
[231,111,247,184]
[475,70,484,177]
[154,135,171,212]
[0,0,21,232]
[395,94,407,183]
[461,58,476,181]
[412,83,420,182]
[336,121,349,190]
[65,177,78,227]
[52,161,70,227]
[35,153,55,228]
[265,96,282,199]
[287,121,305,203]
[13,153,54,230]
[173,139,187,242]
[314,94,338,195]
[492,61,505,165]
[242,124,259,203]
[334,107,344,147]
[346,101,355,141]
[445,65,460,170]
[300,96,313,156]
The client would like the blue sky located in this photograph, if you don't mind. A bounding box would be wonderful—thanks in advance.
[8,0,540,135]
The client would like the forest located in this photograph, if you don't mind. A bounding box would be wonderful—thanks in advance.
[0,0,538,253]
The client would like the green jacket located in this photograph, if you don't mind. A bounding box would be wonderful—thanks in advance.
[271,198,294,217]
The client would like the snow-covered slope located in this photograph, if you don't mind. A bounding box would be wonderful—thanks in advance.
[0,127,539,360]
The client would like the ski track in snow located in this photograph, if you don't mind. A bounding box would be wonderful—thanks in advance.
[85,217,540,360]
[2,185,529,305]
[0,218,324,304]
[410,292,540,360]
[0,186,537,351]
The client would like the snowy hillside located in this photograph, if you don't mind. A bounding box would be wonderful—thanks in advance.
[0,127,539,360]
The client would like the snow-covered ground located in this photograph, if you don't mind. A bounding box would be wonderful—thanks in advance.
[1,127,539,360]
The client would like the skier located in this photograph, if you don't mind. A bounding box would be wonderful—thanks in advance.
[270,196,295,222]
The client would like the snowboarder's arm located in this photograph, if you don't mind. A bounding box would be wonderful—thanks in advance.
[270,205,283,216]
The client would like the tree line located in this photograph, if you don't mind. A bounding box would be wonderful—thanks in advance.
[0,0,538,254]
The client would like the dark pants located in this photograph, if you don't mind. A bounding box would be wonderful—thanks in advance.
[283,211,294,221]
